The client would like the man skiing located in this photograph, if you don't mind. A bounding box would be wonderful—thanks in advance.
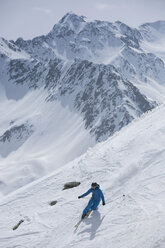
[78,182,105,219]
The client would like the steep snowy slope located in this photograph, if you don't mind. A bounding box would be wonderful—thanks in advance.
[140,21,165,63]
[0,87,95,195]
[0,104,165,248]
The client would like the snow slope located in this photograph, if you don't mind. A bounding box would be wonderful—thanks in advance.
[139,21,165,63]
[0,104,165,248]
[0,87,95,195]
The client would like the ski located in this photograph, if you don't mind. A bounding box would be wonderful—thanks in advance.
[75,210,92,230]
[75,219,82,229]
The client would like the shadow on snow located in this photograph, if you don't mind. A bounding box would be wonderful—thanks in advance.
[78,210,105,240]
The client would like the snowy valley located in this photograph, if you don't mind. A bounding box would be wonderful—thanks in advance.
[0,12,165,248]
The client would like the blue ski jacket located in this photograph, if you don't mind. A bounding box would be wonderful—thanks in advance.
[80,184,105,203]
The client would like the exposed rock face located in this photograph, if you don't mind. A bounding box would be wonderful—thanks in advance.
[0,123,34,157]
[56,60,156,141]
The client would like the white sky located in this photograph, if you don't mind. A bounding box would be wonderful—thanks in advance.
[0,0,165,41]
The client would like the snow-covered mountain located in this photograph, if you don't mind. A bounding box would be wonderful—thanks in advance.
[0,104,165,248]
[0,13,165,195]
[139,21,165,64]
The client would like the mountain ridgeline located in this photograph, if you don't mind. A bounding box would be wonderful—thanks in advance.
[1,13,164,145]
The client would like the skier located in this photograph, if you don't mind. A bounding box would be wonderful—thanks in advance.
[78,182,105,219]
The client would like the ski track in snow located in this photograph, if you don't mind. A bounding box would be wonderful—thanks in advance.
[0,105,165,247]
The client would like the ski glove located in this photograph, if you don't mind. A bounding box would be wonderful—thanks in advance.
[78,196,81,199]
[102,202,105,205]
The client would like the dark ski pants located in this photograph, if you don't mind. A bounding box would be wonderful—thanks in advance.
[83,198,100,215]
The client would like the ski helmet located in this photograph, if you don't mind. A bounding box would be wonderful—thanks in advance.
[91,182,97,188]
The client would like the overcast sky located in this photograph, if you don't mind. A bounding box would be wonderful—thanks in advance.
[0,0,165,41]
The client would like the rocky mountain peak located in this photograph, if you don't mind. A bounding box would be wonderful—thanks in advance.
[59,12,86,24]
[140,20,165,32]
[52,12,86,34]
[139,20,165,42]
[0,13,164,143]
